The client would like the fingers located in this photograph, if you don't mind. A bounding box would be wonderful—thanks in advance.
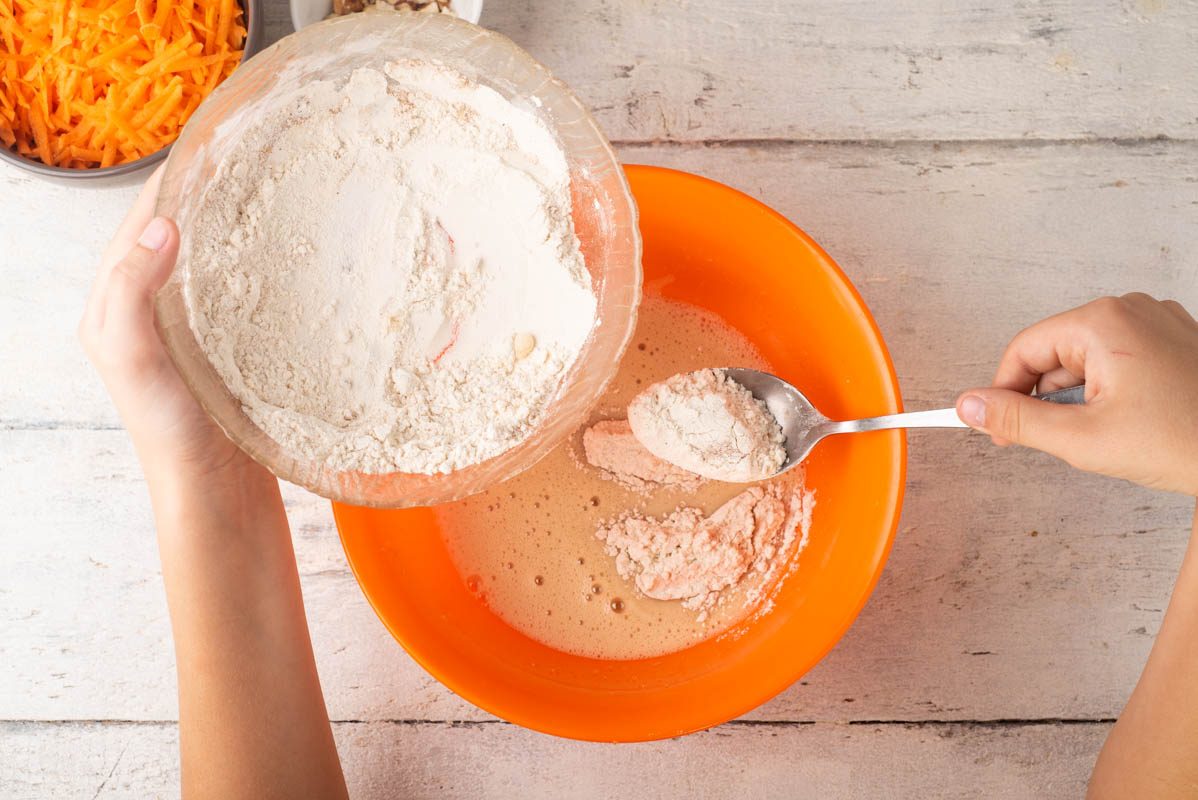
[101,217,180,363]
[100,166,166,273]
[957,387,1091,461]
[1118,292,1198,327]
[991,295,1151,393]
[964,293,1198,489]
[106,216,178,322]
[83,168,167,336]
[991,309,1091,393]
[1162,299,1196,324]
[1035,366,1081,394]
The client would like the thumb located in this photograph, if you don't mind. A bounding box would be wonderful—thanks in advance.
[104,216,179,338]
[956,387,1088,458]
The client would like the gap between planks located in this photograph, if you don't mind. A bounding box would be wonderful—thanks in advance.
[611,135,1194,149]
[1,718,1118,727]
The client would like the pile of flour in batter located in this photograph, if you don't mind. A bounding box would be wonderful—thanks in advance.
[582,405,810,618]
[595,482,814,618]
[585,367,806,618]
[182,61,597,474]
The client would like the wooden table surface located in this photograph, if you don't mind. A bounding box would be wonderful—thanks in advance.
[4,1,1198,797]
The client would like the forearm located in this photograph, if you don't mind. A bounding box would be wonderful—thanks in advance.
[1089,502,1198,799]
[150,464,347,800]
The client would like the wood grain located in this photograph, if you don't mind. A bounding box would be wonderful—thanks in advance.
[4,0,1198,796]
[0,174,139,428]
[6,142,1196,426]
[1,720,1109,799]
[483,0,1198,143]
[616,141,1198,407]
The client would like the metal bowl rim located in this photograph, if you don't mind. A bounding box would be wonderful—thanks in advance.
[0,0,266,180]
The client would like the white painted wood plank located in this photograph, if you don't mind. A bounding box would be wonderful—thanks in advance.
[617,141,1198,411]
[5,142,1196,424]
[0,720,1109,799]
[767,438,1193,721]
[0,167,139,428]
[482,0,1198,142]
[3,430,1192,723]
[0,430,477,723]
[256,0,1198,142]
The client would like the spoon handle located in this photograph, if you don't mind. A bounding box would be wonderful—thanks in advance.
[824,406,968,433]
[822,384,1086,435]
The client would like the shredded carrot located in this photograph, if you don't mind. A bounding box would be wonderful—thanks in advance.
[0,0,245,169]
[214,0,230,51]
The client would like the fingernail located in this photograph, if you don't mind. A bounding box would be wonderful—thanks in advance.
[137,217,170,252]
[959,395,985,427]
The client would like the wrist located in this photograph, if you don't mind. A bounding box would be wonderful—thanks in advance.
[143,451,281,535]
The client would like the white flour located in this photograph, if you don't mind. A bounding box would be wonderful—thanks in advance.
[595,482,814,619]
[182,61,597,474]
[586,404,810,619]
[627,368,786,483]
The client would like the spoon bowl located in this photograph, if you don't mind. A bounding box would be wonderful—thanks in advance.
[724,368,1087,476]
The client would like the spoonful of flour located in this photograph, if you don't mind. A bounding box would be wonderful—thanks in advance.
[627,368,786,483]
[181,61,596,475]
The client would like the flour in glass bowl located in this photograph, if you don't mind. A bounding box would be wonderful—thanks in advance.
[181,61,597,474]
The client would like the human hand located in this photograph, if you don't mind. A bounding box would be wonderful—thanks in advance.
[956,294,1198,496]
[81,179,346,800]
[79,169,266,486]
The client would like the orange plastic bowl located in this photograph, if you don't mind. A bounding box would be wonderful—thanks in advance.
[333,165,906,742]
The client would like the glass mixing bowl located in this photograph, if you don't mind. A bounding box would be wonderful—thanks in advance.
[154,13,641,507]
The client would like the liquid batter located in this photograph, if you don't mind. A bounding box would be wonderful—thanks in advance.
[437,296,809,660]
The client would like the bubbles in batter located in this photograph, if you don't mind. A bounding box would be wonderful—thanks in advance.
[437,296,809,660]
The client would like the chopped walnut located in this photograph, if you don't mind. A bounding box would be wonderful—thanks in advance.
[329,0,454,18]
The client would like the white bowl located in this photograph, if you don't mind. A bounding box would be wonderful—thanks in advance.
[290,0,482,31]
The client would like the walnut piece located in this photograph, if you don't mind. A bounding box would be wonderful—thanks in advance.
[329,0,453,17]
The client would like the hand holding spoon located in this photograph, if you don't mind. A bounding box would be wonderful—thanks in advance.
[723,368,1085,477]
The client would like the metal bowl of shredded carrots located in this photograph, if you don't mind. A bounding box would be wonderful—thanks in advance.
[0,0,263,180]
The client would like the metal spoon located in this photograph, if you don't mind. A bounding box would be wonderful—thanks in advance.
[723,368,1086,477]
